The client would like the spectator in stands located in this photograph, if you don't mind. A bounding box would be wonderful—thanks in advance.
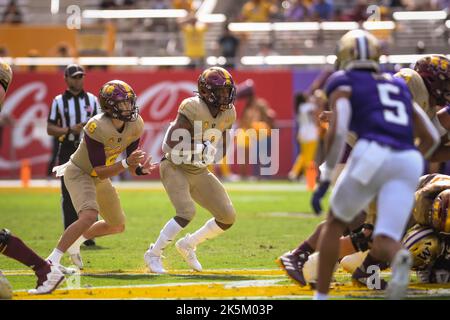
[0,47,8,57]
[218,24,241,69]
[151,0,170,9]
[122,0,137,7]
[256,42,279,68]
[178,14,207,69]
[2,0,23,24]
[100,0,117,9]
[240,0,277,22]
[311,0,334,21]
[283,0,310,22]
[402,0,433,10]
[173,0,195,13]
[348,0,368,23]
[432,0,450,9]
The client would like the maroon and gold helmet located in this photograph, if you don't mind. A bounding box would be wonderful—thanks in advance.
[414,55,450,106]
[197,67,236,112]
[99,80,138,122]
[431,189,450,234]
[0,58,12,93]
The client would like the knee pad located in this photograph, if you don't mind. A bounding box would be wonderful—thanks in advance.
[350,224,374,252]
[0,229,11,252]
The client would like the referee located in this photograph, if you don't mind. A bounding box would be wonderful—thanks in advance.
[47,64,99,246]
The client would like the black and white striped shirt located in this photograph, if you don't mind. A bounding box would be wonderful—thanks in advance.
[48,90,100,143]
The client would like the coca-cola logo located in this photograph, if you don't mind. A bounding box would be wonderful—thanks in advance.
[138,81,196,120]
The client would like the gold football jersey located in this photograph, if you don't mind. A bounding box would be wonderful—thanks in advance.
[71,113,144,176]
[166,96,236,170]
[395,68,433,118]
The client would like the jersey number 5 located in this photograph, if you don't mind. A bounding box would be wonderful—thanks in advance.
[378,83,408,126]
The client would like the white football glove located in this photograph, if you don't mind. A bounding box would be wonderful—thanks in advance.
[192,141,217,168]
[202,140,217,165]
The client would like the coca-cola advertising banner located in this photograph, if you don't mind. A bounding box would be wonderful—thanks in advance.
[1,70,295,179]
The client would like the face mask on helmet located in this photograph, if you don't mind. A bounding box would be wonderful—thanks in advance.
[198,67,236,112]
[414,55,450,106]
[100,81,139,122]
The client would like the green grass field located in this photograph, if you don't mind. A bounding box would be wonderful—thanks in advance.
[1,181,449,300]
[0,183,322,292]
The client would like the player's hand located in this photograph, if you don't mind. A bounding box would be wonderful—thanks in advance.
[140,155,158,174]
[70,123,84,134]
[319,111,333,123]
[311,180,330,215]
[127,149,146,167]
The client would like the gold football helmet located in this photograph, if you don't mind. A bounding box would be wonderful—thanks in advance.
[0,58,12,94]
[402,224,440,270]
[431,189,450,234]
[335,29,381,71]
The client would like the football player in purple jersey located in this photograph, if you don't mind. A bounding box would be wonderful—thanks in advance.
[312,30,440,300]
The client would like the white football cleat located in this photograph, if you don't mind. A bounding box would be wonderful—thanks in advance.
[70,253,84,270]
[386,249,412,300]
[144,244,167,274]
[175,234,203,272]
[0,271,13,299]
[46,260,77,275]
[28,264,65,295]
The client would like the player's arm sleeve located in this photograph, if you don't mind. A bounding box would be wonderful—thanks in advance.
[413,102,440,159]
[126,139,140,157]
[321,96,352,181]
[47,98,61,124]
[85,133,106,167]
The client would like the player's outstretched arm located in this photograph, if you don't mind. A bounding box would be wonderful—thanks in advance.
[412,102,440,160]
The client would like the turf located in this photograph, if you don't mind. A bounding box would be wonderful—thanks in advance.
[0,182,324,291]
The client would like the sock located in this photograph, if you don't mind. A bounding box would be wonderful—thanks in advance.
[188,218,225,247]
[2,235,47,271]
[47,248,64,265]
[293,241,314,256]
[67,236,87,255]
[313,292,328,300]
[151,218,183,255]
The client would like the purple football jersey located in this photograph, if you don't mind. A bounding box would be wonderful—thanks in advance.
[325,70,416,150]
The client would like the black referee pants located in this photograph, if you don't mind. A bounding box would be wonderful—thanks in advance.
[58,143,78,230]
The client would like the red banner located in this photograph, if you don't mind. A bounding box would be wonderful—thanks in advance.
[0,70,293,179]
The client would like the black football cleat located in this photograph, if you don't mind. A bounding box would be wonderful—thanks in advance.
[276,251,310,286]
[352,266,387,290]
[83,239,96,247]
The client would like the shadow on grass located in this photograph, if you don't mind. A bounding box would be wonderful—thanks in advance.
[81,245,108,251]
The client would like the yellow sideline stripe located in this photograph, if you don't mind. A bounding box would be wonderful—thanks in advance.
[13,282,450,300]
[10,283,373,300]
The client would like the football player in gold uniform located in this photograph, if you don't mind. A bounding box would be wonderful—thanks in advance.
[46,80,156,272]
[144,67,237,273]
